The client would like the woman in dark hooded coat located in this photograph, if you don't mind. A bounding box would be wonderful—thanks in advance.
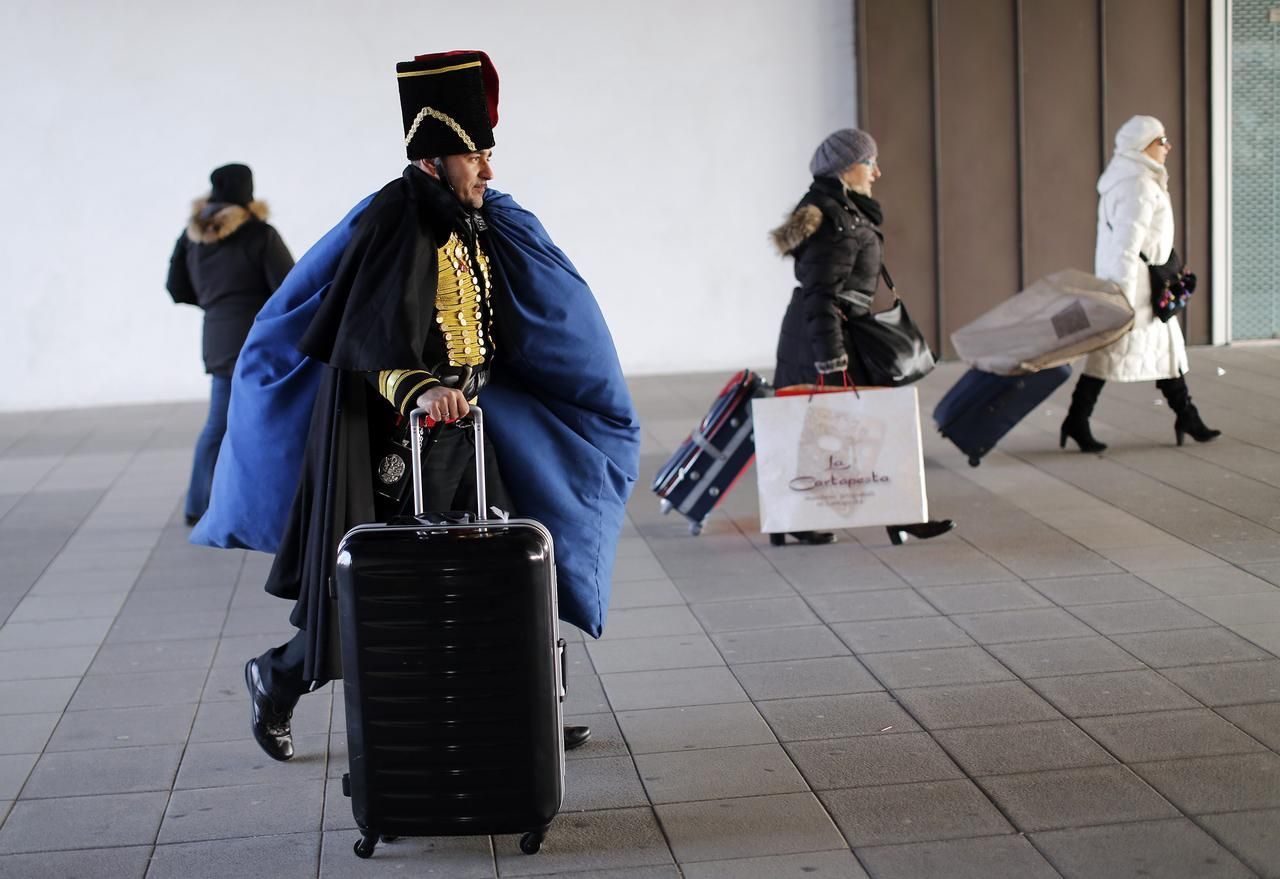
[772,129,954,547]
[167,164,295,524]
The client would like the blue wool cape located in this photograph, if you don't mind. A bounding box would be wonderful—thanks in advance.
[192,190,640,638]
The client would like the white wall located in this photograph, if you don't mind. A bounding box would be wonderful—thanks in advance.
[0,0,855,411]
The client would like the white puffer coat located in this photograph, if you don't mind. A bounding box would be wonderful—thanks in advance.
[1083,152,1188,382]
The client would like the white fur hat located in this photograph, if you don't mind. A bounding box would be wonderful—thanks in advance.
[1114,115,1165,153]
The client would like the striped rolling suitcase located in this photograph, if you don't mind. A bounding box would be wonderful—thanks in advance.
[336,407,565,859]
[651,369,768,535]
[933,365,1071,466]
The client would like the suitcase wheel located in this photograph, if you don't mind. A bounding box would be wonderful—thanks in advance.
[353,834,378,859]
[658,498,673,515]
[520,830,544,855]
[968,455,981,468]
[689,520,703,536]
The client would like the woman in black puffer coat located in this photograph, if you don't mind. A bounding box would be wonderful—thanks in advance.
[770,129,953,547]
[167,164,295,525]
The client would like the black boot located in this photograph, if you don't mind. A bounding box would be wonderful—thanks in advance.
[1158,377,1221,446]
[1060,375,1107,453]
[769,531,837,546]
[244,658,297,762]
[887,519,956,545]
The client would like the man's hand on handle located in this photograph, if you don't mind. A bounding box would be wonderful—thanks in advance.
[416,386,470,425]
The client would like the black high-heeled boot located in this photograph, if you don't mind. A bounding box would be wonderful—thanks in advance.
[886,519,956,545]
[769,531,837,546]
[1060,375,1107,453]
[1158,377,1221,446]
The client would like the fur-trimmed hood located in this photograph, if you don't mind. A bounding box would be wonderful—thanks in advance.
[770,204,823,255]
[186,198,270,244]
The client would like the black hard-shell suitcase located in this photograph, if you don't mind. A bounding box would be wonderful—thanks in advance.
[651,369,769,535]
[932,365,1072,466]
[336,407,565,859]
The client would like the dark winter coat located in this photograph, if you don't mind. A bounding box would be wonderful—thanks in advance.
[167,200,295,375]
[772,176,884,387]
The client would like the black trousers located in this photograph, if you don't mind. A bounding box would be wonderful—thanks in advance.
[257,423,513,701]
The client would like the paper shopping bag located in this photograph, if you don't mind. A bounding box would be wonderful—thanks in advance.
[752,386,928,533]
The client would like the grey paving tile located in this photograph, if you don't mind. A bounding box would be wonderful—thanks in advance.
[690,597,818,633]
[935,720,1115,776]
[615,702,776,754]
[565,711,630,761]
[711,625,850,664]
[1197,810,1280,879]
[1236,622,1280,655]
[673,572,796,603]
[149,832,321,879]
[600,667,747,711]
[67,669,207,711]
[680,851,868,879]
[600,605,704,640]
[1112,628,1273,668]
[786,732,963,790]
[319,830,496,878]
[0,846,151,879]
[6,592,127,623]
[586,632,723,674]
[562,754,649,812]
[159,779,325,843]
[87,638,219,676]
[0,754,36,800]
[732,656,882,701]
[105,610,227,643]
[830,616,974,654]
[978,765,1178,832]
[819,780,1011,847]
[0,645,96,681]
[806,589,937,623]
[1139,566,1278,599]
[986,636,1145,678]
[188,691,332,743]
[918,580,1052,614]
[1162,659,1280,706]
[0,618,112,650]
[636,743,807,804]
[175,737,328,790]
[876,547,1017,588]
[892,681,1062,730]
[858,646,1014,689]
[1085,710,1266,767]
[493,806,674,876]
[0,791,168,853]
[46,703,198,752]
[21,744,183,799]
[1028,572,1169,606]
[0,678,79,716]
[856,834,1059,879]
[1131,753,1280,814]
[656,793,845,863]
[1068,599,1217,634]
[756,692,919,742]
[782,558,911,595]
[609,578,685,609]
[951,608,1096,644]
[1031,818,1254,879]
[1184,592,1280,627]
[0,713,58,755]
[1217,702,1280,751]
[1030,670,1201,717]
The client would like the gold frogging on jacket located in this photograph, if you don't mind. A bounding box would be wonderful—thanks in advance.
[435,232,494,368]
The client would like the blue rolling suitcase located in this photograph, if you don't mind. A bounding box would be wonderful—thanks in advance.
[933,365,1071,466]
[651,369,768,535]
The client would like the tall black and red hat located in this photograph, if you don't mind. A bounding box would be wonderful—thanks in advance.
[396,50,499,160]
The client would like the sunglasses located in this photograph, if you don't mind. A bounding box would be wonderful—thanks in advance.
[1156,136,1171,147]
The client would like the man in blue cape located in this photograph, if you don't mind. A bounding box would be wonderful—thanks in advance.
[191,51,640,762]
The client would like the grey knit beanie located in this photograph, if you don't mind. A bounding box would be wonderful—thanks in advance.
[809,128,877,178]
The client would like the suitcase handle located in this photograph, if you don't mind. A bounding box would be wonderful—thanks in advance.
[408,405,487,521]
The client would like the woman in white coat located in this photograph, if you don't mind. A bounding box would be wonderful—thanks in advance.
[1060,115,1220,452]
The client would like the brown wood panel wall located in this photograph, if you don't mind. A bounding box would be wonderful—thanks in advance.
[936,0,1022,353]
[859,0,939,341]
[858,0,1213,350]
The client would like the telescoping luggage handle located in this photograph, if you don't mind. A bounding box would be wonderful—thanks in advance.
[408,406,487,521]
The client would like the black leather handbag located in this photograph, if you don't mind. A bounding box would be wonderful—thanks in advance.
[1141,247,1196,323]
[843,267,936,386]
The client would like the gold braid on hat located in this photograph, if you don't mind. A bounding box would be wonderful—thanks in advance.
[404,107,476,152]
